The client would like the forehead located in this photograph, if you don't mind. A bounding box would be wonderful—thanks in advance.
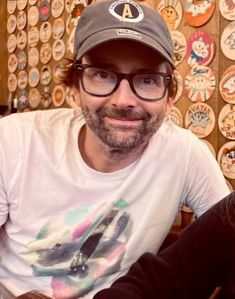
[82,40,171,71]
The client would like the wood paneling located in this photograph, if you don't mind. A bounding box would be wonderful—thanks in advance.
[0,1,8,105]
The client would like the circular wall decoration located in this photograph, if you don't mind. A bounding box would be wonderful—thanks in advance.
[8,53,18,73]
[17,11,27,31]
[39,0,51,21]
[170,30,187,67]
[29,88,41,109]
[185,102,215,138]
[183,0,216,27]
[39,22,52,43]
[28,5,40,27]
[185,30,215,67]
[7,34,17,54]
[7,0,17,14]
[17,0,27,10]
[28,27,40,47]
[53,18,65,39]
[8,73,17,92]
[18,70,28,90]
[51,0,65,18]
[157,0,182,31]
[28,47,39,67]
[7,14,17,34]
[219,65,235,104]
[184,66,216,102]
[217,141,235,179]
[221,21,235,60]
[173,70,183,104]
[52,85,65,107]
[40,43,52,64]
[218,104,235,140]
[164,106,183,127]
[17,30,27,50]
[219,0,235,20]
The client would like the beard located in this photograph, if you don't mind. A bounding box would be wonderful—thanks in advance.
[81,105,167,153]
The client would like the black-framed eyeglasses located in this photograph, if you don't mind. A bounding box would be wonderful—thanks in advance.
[73,63,173,102]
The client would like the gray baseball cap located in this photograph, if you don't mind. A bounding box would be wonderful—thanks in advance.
[74,0,175,68]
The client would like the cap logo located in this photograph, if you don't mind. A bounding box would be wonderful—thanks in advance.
[109,0,144,23]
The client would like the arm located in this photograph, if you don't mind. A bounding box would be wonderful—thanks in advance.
[94,192,235,299]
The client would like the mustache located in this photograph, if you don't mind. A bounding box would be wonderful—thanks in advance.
[97,107,150,121]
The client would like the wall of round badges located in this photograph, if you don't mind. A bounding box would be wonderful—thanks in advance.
[5,0,235,188]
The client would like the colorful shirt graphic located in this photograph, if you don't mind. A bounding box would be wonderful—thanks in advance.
[27,199,131,298]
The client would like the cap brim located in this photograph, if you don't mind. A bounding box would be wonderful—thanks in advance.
[75,29,175,68]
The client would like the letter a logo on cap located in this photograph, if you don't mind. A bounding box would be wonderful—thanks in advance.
[109,0,144,22]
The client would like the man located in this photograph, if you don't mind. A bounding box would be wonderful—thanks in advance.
[0,0,229,298]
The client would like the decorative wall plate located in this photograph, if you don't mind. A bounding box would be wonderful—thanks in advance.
[183,0,216,27]
[8,73,17,92]
[221,21,235,60]
[52,85,65,107]
[164,106,183,127]
[28,5,40,27]
[170,30,187,66]
[17,49,27,70]
[51,0,65,18]
[218,104,235,140]
[8,53,18,73]
[40,42,52,64]
[53,17,65,39]
[52,39,65,61]
[28,67,40,87]
[17,0,27,10]
[184,66,216,102]
[7,0,17,14]
[7,14,17,34]
[185,102,215,138]
[173,70,183,103]
[29,88,41,108]
[186,30,215,67]
[157,0,183,31]
[217,141,235,179]
[28,27,40,47]
[219,0,235,20]
[7,34,17,53]
[28,47,39,67]
[17,10,27,31]
[39,21,52,43]
[17,30,27,50]
[219,65,235,104]
[18,70,28,90]
[39,0,51,21]
[40,65,52,85]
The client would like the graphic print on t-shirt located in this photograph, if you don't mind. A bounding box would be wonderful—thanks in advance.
[26,198,132,298]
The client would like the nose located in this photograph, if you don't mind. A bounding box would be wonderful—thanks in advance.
[110,79,139,108]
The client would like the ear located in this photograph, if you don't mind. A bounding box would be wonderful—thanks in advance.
[72,85,81,107]
[165,96,173,116]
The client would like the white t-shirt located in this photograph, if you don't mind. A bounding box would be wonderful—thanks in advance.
[0,108,229,298]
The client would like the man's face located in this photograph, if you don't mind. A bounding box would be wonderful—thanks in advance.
[73,40,173,153]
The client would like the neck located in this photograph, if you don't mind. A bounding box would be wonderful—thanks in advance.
[78,125,147,173]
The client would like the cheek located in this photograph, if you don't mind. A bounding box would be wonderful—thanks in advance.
[144,99,170,118]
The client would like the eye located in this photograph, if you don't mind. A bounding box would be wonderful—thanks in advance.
[142,75,158,85]
[93,69,110,79]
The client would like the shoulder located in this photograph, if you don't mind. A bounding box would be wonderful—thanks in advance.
[0,108,82,131]
[154,122,202,148]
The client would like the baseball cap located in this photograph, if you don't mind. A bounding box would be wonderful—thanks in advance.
[74,0,175,68]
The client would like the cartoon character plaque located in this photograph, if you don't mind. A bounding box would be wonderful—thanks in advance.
[185,102,215,138]
[185,30,215,67]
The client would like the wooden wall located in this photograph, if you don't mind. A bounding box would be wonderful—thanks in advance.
[0,1,8,105]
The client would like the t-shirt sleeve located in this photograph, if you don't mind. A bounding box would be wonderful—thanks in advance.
[183,136,230,217]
